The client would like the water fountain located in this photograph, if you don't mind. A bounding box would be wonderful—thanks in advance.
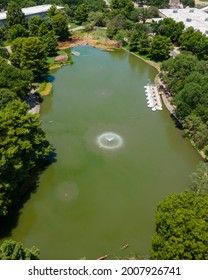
[96,132,123,150]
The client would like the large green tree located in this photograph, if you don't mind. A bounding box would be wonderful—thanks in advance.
[0,61,33,99]
[149,35,172,61]
[74,3,89,24]
[6,1,27,29]
[179,27,208,60]
[28,16,44,36]
[0,239,39,260]
[8,24,28,41]
[10,37,49,77]
[151,191,208,260]
[52,10,70,41]
[152,18,185,44]
[0,88,17,110]
[0,100,53,216]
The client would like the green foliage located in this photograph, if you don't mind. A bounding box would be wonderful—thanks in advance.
[183,114,208,152]
[38,21,50,37]
[6,1,28,29]
[0,47,10,59]
[74,3,89,24]
[0,88,17,110]
[129,27,150,54]
[87,11,106,27]
[151,191,208,260]
[152,18,185,44]
[190,162,208,195]
[0,26,7,45]
[147,0,169,8]
[161,54,208,154]
[149,35,172,61]
[0,61,33,99]
[28,16,44,36]
[52,11,70,41]
[107,16,126,39]
[110,0,134,18]
[179,27,208,60]
[8,24,28,41]
[10,37,49,77]
[41,30,58,57]
[0,100,53,216]
[111,0,134,11]
[0,239,40,260]
[180,0,195,7]
[46,3,57,17]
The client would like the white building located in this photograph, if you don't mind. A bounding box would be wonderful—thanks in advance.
[0,4,65,25]
[159,8,208,36]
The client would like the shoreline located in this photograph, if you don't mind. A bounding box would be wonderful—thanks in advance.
[124,48,207,161]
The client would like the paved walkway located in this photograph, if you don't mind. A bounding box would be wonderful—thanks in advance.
[27,89,40,114]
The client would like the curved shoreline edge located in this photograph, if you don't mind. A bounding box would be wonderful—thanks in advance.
[123,48,207,161]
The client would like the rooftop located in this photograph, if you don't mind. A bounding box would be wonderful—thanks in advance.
[159,8,208,36]
[0,4,64,21]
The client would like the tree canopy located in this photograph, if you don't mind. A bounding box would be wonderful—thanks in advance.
[0,239,40,260]
[6,1,28,29]
[0,100,53,216]
[0,61,33,99]
[151,191,208,260]
[10,37,49,77]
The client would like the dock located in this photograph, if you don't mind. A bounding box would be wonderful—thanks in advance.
[144,83,163,111]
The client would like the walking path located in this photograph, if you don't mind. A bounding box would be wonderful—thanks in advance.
[27,89,40,114]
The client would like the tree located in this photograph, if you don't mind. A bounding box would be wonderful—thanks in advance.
[87,11,106,27]
[138,8,151,24]
[46,3,57,17]
[151,191,208,259]
[6,1,27,29]
[0,88,17,110]
[38,21,50,37]
[0,47,10,59]
[149,35,172,61]
[0,61,33,99]
[74,3,89,24]
[179,27,208,60]
[190,162,208,195]
[10,37,49,77]
[0,26,7,45]
[107,16,126,39]
[28,16,43,36]
[8,24,28,41]
[52,11,70,41]
[41,30,58,57]
[152,18,185,44]
[0,240,39,260]
[0,100,53,216]
[180,0,195,7]
[147,0,169,8]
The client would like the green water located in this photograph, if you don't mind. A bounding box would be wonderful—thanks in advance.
[2,46,201,259]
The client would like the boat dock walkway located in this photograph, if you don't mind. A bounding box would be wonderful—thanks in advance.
[144,83,163,111]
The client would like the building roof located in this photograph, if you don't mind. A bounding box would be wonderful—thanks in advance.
[0,4,64,21]
[159,8,208,36]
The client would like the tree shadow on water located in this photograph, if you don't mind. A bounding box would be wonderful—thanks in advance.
[0,151,57,239]
[170,114,183,130]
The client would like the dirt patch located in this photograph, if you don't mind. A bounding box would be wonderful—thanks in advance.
[58,34,118,50]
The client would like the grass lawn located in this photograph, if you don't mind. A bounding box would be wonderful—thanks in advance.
[68,21,79,29]
[91,29,107,40]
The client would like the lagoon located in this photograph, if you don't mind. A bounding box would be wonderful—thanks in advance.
[1,46,201,259]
